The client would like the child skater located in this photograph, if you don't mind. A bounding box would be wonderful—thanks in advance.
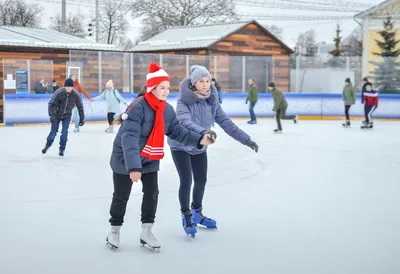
[167,65,259,238]
[268,82,298,133]
[342,78,356,127]
[41,78,85,156]
[106,63,216,252]
[93,80,128,133]
[361,83,378,129]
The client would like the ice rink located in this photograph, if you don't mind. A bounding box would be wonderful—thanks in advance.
[0,119,399,274]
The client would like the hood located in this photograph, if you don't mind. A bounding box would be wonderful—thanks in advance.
[179,77,218,105]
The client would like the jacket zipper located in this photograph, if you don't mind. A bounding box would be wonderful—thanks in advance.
[63,92,70,116]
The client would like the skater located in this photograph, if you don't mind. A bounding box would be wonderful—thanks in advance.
[342,78,356,127]
[70,74,94,133]
[211,78,222,104]
[361,83,378,129]
[246,78,258,124]
[93,80,128,133]
[268,82,298,133]
[41,78,85,156]
[106,63,216,251]
[168,65,259,238]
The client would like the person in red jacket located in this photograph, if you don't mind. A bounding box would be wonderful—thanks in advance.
[70,74,94,132]
[361,83,378,129]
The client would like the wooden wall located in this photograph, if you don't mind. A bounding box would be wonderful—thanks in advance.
[0,48,69,123]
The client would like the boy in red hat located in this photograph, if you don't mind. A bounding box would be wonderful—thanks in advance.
[106,63,216,252]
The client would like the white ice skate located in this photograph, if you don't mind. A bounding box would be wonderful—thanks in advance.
[105,126,114,133]
[106,226,120,250]
[140,223,161,252]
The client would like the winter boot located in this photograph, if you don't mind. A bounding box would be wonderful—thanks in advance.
[342,120,351,127]
[182,211,197,237]
[191,206,217,229]
[41,145,50,154]
[140,223,161,251]
[106,226,120,250]
[59,150,64,156]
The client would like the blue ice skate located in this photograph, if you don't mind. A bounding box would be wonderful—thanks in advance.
[191,207,217,229]
[182,211,197,237]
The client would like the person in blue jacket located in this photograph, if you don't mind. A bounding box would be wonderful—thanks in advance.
[168,65,259,238]
[106,63,216,251]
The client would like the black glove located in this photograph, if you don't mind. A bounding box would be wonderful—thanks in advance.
[246,139,258,153]
[79,120,85,127]
[206,129,217,143]
[272,107,276,112]
[50,116,57,124]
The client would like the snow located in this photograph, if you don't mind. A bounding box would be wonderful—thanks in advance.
[0,120,399,274]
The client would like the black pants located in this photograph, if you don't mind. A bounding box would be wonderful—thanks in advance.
[171,150,208,213]
[276,107,296,130]
[364,105,378,124]
[344,105,352,120]
[109,171,159,225]
[107,112,116,125]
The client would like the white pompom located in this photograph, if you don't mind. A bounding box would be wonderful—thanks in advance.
[121,113,128,120]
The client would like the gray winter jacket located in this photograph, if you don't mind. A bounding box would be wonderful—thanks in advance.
[167,78,250,155]
[110,96,204,175]
[48,88,84,120]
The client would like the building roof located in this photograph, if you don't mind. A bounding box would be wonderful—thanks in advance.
[355,0,400,19]
[132,20,293,54]
[0,26,119,51]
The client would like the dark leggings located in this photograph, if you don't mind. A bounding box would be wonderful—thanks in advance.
[107,112,116,125]
[109,172,159,225]
[171,150,208,213]
[345,105,351,120]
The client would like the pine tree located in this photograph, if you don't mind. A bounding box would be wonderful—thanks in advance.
[369,16,400,94]
[328,24,345,67]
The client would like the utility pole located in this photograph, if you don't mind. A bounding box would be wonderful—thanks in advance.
[95,0,99,42]
[61,0,66,33]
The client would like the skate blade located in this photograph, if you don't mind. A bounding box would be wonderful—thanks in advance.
[106,237,119,251]
[140,240,161,253]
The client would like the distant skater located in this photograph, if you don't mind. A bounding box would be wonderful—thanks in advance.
[342,78,356,127]
[268,82,298,133]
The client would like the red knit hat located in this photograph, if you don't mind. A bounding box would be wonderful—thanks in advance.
[146,63,170,93]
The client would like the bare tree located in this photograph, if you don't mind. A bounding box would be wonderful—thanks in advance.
[342,26,362,56]
[50,13,85,38]
[264,24,283,40]
[131,0,237,41]
[117,36,134,50]
[294,29,317,56]
[0,0,42,27]
[97,0,130,44]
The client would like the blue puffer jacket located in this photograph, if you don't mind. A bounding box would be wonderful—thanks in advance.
[110,96,203,175]
[167,78,250,155]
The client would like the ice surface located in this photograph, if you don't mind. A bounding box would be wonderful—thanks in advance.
[0,120,399,274]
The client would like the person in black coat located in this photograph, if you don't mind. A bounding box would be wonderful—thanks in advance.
[41,78,85,156]
[105,63,215,251]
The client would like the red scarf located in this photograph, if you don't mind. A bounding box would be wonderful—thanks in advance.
[140,92,166,160]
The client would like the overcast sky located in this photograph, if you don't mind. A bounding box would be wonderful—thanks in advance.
[31,0,383,48]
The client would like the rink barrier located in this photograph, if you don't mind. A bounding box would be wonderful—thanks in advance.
[2,93,400,126]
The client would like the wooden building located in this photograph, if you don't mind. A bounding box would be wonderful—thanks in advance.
[0,26,118,123]
[132,20,294,94]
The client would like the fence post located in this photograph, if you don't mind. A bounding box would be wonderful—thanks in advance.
[26,60,31,93]
[159,54,163,67]
[214,56,217,79]
[242,56,246,93]
[186,55,189,78]
[295,55,300,93]
[98,51,102,93]
[130,53,134,93]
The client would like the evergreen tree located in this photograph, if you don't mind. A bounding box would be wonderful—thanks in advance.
[328,24,345,67]
[370,16,400,94]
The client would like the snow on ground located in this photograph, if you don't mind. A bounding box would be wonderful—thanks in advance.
[0,120,399,274]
